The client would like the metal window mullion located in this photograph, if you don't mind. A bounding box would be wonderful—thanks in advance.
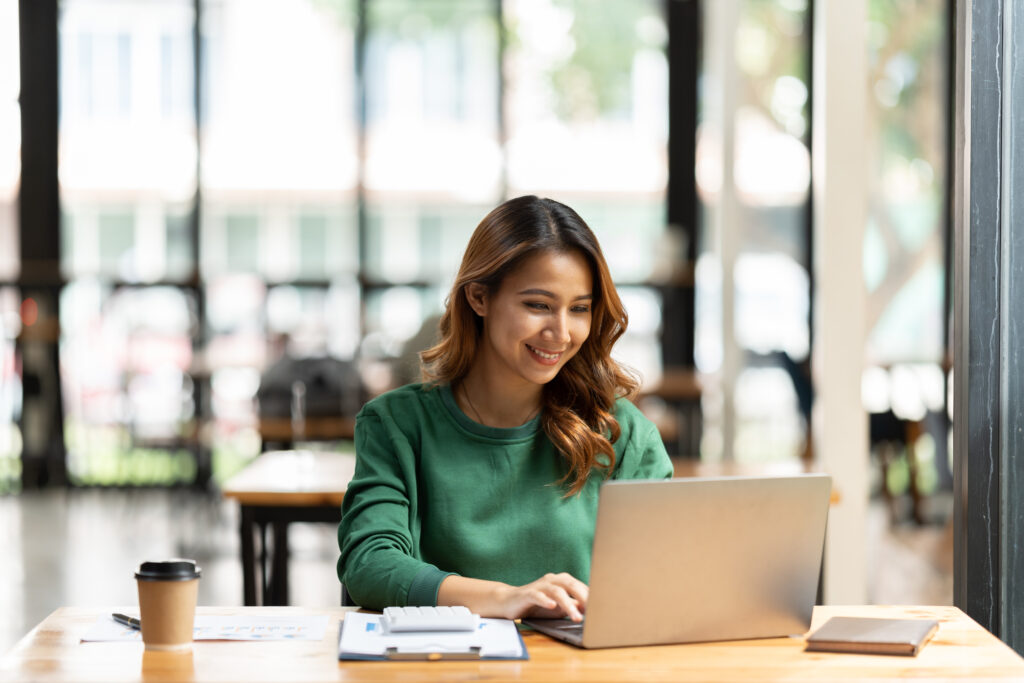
[191,0,208,487]
[968,0,1001,636]
[355,0,368,324]
[1001,0,1024,652]
[955,0,1015,648]
[951,0,970,622]
[804,0,815,356]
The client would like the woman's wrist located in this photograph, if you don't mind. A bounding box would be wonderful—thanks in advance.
[437,575,513,618]
[488,582,514,618]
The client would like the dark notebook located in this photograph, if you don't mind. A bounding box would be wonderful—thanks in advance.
[805,617,939,656]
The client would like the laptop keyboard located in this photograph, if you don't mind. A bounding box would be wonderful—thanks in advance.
[554,621,584,632]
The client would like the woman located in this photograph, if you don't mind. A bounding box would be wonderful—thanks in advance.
[337,195,672,621]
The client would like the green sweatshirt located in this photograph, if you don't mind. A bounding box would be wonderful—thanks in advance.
[336,382,672,609]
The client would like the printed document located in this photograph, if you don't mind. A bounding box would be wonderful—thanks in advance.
[82,614,329,642]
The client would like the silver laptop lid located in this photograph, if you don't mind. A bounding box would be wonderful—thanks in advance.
[581,473,830,648]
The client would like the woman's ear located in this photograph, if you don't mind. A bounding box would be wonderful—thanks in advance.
[464,282,489,317]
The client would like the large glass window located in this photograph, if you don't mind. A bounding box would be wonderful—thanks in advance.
[694,0,949,482]
[60,282,198,485]
[200,0,360,478]
[864,1,947,367]
[505,0,669,385]
[730,0,810,463]
[59,0,197,283]
[0,288,20,493]
[1,0,20,493]
[0,0,17,282]
[58,0,200,485]
[863,0,950,500]
[696,0,811,463]
[359,0,500,391]
[200,0,358,283]
[49,0,671,486]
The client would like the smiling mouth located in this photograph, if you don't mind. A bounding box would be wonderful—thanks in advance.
[527,344,563,362]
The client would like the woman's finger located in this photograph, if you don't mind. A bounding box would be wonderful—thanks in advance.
[530,588,559,611]
[557,573,589,608]
[544,584,583,621]
[543,573,588,613]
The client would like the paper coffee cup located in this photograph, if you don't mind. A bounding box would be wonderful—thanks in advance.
[135,559,202,651]
[141,649,195,682]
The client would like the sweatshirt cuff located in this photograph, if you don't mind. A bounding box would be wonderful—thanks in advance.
[407,565,456,606]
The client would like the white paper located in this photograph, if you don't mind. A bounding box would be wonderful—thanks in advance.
[81,614,329,643]
[338,611,523,659]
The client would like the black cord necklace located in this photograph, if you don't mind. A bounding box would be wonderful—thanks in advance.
[461,383,540,426]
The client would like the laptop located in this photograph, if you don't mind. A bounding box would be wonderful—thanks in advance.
[523,473,831,649]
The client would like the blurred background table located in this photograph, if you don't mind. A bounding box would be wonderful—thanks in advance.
[257,416,355,451]
[639,367,702,458]
[221,450,356,606]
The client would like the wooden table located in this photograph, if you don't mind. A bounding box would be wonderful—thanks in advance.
[2,605,1022,682]
[221,451,356,606]
[258,417,355,450]
[639,367,702,457]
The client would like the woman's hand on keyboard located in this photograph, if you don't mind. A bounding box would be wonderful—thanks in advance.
[438,572,588,622]
[508,572,588,622]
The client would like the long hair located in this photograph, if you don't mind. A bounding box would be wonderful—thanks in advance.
[420,195,638,495]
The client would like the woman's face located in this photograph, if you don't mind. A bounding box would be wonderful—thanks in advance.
[467,249,594,391]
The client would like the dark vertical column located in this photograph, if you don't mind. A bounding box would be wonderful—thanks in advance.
[954,0,1001,639]
[18,0,59,270]
[662,0,699,369]
[953,0,1024,655]
[661,0,701,458]
[1001,0,1024,652]
[355,0,369,318]
[191,0,210,488]
[803,0,814,355]
[935,0,955,492]
[798,1,815,465]
[17,0,66,488]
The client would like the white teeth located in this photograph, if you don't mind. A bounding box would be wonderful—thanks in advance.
[529,345,559,360]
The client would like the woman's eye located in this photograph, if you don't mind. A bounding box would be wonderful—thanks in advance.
[525,302,548,310]
[571,306,591,314]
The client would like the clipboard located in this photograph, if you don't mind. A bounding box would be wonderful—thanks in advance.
[337,612,529,661]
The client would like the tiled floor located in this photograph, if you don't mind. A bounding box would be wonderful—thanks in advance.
[866,491,953,606]
[0,487,953,655]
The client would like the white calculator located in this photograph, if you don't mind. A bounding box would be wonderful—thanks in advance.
[381,606,479,633]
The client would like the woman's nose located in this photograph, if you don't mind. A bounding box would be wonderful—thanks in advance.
[544,311,571,344]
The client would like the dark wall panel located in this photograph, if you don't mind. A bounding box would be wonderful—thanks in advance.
[953,0,1024,655]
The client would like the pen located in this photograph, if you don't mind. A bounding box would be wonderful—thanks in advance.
[112,613,141,630]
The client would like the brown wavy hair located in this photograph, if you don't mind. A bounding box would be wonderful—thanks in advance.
[420,195,638,495]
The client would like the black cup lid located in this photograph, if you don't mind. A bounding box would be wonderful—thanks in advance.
[134,559,202,582]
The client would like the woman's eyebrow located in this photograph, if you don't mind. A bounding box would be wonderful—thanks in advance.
[516,288,593,301]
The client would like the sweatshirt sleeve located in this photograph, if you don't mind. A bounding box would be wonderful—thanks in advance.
[612,402,674,481]
[336,409,454,608]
